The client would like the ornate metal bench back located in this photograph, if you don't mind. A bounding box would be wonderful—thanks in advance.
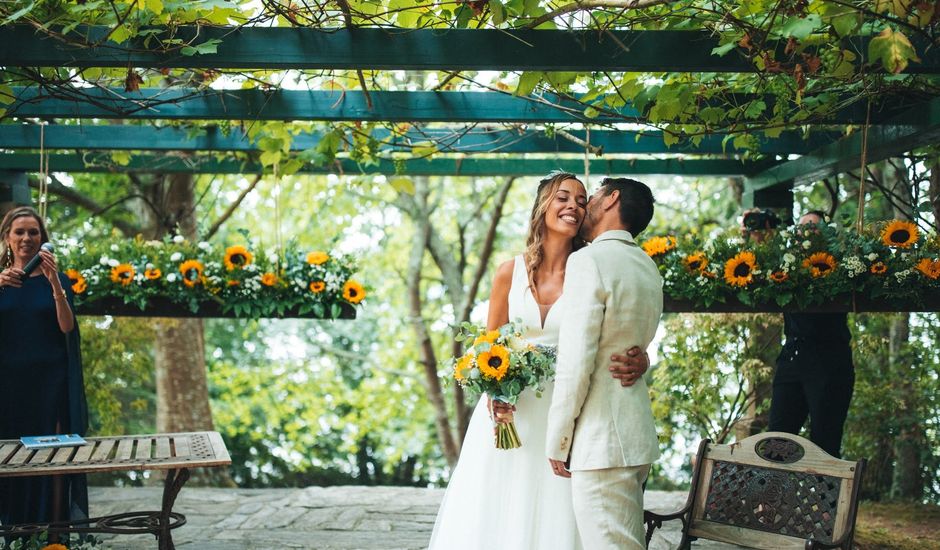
[687,433,862,548]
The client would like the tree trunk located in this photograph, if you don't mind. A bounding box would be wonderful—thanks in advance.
[404,177,460,466]
[889,314,923,500]
[142,174,231,485]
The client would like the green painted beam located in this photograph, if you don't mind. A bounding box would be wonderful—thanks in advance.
[3,26,938,74]
[0,153,775,177]
[746,97,940,191]
[5,87,908,124]
[0,125,839,155]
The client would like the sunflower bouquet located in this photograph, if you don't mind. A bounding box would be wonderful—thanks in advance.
[447,320,556,449]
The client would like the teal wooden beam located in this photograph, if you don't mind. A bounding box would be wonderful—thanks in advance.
[0,153,776,177]
[2,26,938,74]
[5,87,908,124]
[0,125,838,155]
[746,97,940,191]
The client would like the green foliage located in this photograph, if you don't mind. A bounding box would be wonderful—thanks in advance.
[1,533,105,550]
[652,313,778,445]
[80,317,156,436]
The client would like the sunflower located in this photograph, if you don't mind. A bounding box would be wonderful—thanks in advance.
[306,251,330,265]
[65,268,87,294]
[683,252,708,273]
[223,245,253,271]
[803,252,837,278]
[915,258,940,280]
[473,330,500,347]
[870,262,887,275]
[40,545,68,550]
[478,344,510,381]
[179,259,205,288]
[769,270,789,283]
[261,272,278,286]
[227,280,240,287]
[454,354,475,382]
[144,268,162,280]
[343,279,366,304]
[881,220,919,248]
[309,280,326,293]
[641,236,677,257]
[110,263,135,286]
[723,251,758,287]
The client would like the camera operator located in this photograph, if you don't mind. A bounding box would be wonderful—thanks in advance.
[741,209,855,458]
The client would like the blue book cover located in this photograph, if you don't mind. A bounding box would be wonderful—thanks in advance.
[20,434,87,449]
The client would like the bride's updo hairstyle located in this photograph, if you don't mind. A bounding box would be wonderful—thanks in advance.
[523,171,587,297]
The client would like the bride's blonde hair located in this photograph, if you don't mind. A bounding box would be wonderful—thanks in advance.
[523,172,586,299]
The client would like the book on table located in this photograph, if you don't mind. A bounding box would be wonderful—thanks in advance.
[19,434,87,449]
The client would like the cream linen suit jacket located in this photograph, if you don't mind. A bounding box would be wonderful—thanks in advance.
[546,230,663,470]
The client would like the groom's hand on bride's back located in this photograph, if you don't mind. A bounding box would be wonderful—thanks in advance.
[609,346,649,387]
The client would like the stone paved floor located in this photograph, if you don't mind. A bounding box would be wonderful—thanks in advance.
[87,486,745,549]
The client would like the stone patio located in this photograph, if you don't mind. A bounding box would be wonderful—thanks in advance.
[87,486,744,549]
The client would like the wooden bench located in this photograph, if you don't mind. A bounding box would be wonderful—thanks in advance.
[644,432,866,550]
[0,431,231,550]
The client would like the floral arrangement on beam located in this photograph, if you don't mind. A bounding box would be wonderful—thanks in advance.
[642,220,940,309]
[58,234,366,319]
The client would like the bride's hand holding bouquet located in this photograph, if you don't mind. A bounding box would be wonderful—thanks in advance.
[446,320,556,449]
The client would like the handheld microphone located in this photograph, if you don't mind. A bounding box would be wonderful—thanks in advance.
[21,242,55,278]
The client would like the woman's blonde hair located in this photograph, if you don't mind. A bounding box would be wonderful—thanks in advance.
[1,206,49,269]
[523,172,585,300]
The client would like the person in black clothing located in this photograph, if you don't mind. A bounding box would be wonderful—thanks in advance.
[743,209,855,458]
[0,206,88,528]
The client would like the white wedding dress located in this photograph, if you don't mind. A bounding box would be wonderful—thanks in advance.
[427,256,582,550]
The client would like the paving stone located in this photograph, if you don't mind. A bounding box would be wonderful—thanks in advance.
[85,486,744,549]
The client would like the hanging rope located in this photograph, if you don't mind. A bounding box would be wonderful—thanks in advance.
[583,126,591,190]
[38,123,50,222]
[273,163,283,272]
[855,99,872,234]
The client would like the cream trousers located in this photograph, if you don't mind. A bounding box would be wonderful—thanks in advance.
[571,464,650,550]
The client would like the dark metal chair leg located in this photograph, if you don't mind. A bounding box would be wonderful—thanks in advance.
[158,468,190,550]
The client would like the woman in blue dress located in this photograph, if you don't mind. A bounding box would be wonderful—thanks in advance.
[0,206,88,527]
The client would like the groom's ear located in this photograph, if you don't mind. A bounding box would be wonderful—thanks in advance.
[603,189,620,211]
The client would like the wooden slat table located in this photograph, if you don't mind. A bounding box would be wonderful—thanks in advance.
[0,431,231,550]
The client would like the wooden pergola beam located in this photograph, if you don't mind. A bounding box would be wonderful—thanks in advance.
[5,26,937,74]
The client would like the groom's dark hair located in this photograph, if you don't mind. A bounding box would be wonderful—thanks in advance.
[598,177,655,236]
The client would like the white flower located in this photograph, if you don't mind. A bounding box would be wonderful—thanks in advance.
[783,253,796,265]
[166,273,178,283]
[110,244,119,252]
[198,241,211,251]
[108,259,119,267]
[146,262,155,270]
[99,256,110,266]
[507,335,528,352]
[867,253,878,261]
[173,235,185,244]
[469,368,481,380]
[170,252,183,262]
[802,240,811,249]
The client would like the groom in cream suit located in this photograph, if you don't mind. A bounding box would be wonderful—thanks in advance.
[546,177,663,550]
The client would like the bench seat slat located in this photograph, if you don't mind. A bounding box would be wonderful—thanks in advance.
[72,443,95,464]
[173,435,191,458]
[155,437,171,459]
[9,446,33,465]
[115,438,134,461]
[30,448,55,465]
[91,440,116,461]
[135,438,153,460]
[0,443,19,464]
[50,446,76,464]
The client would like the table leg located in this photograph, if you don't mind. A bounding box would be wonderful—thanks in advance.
[158,468,190,550]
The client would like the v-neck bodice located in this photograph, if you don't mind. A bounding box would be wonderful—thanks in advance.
[508,255,561,346]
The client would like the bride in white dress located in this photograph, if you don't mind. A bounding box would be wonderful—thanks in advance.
[428,173,648,549]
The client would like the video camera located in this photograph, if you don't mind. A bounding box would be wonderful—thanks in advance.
[743,209,782,231]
